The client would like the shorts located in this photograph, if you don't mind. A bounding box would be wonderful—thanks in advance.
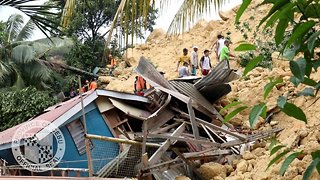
[202,69,210,75]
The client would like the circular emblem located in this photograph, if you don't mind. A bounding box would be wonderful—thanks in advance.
[11,120,65,172]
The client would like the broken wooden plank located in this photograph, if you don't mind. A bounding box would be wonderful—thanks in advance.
[148,123,186,166]
[150,122,181,134]
[179,111,247,141]
[183,149,231,158]
[172,148,203,179]
[187,99,200,150]
[221,127,283,148]
[144,133,220,147]
[201,124,216,143]
[147,95,175,130]
[85,134,160,147]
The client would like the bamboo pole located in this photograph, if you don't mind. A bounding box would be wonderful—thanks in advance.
[85,134,161,147]
[78,76,93,177]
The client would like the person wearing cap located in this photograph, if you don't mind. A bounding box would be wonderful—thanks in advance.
[219,40,236,69]
[176,48,191,72]
[190,46,199,76]
[199,50,212,76]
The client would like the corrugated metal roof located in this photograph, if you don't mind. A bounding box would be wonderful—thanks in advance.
[198,84,232,103]
[0,90,96,146]
[194,60,239,90]
[135,57,176,91]
[169,81,221,117]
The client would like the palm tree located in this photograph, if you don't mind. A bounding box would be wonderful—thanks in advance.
[104,0,227,44]
[0,14,74,89]
[0,0,61,37]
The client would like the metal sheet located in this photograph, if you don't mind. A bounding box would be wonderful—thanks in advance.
[194,60,239,89]
[199,84,232,103]
[95,97,115,113]
[135,57,176,91]
[169,81,221,116]
[96,89,150,103]
[109,98,151,120]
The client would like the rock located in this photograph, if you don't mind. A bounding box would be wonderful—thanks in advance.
[299,128,309,139]
[112,67,123,77]
[242,151,256,160]
[236,160,248,174]
[252,147,265,157]
[218,11,230,21]
[175,176,191,180]
[270,120,279,126]
[198,162,227,180]
[213,176,224,180]
[225,164,234,175]
[98,76,113,84]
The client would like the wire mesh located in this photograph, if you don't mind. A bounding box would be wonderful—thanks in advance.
[92,140,142,178]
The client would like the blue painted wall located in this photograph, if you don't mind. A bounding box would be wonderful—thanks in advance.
[0,102,119,177]
[58,104,119,175]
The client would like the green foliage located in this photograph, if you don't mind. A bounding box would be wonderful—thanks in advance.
[279,152,303,176]
[249,103,266,128]
[236,22,275,69]
[0,87,57,131]
[277,96,307,123]
[243,55,263,76]
[223,106,248,124]
[235,43,256,51]
[264,78,283,100]
[66,38,105,72]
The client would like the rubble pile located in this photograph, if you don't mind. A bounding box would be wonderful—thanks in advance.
[96,0,320,179]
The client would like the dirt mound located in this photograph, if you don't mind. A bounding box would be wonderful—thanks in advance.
[102,0,320,179]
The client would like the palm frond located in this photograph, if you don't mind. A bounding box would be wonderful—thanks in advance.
[166,0,226,35]
[106,0,226,47]
[6,14,24,43]
[0,61,13,83]
[15,18,36,41]
[1,0,61,38]
[60,0,76,31]
[11,44,36,64]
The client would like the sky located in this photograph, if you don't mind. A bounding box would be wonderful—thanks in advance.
[0,0,242,42]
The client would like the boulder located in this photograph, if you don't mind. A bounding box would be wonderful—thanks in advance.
[198,162,227,180]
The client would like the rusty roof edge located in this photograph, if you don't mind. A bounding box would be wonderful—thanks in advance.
[135,57,177,91]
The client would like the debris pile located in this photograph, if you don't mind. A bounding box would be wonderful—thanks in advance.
[93,57,282,179]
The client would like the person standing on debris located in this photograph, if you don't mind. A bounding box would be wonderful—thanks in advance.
[89,78,98,90]
[199,50,212,76]
[211,34,225,61]
[134,75,147,96]
[108,54,117,68]
[178,62,190,77]
[176,48,191,72]
[84,80,90,92]
[190,46,199,76]
[219,39,236,69]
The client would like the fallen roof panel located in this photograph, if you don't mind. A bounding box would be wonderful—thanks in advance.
[194,60,239,90]
[96,89,151,103]
[135,57,176,91]
[109,98,151,120]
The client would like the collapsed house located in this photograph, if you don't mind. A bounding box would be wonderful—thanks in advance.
[0,57,281,179]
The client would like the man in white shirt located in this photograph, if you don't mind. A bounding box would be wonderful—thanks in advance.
[211,34,225,61]
[199,50,212,76]
[190,46,199,76]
